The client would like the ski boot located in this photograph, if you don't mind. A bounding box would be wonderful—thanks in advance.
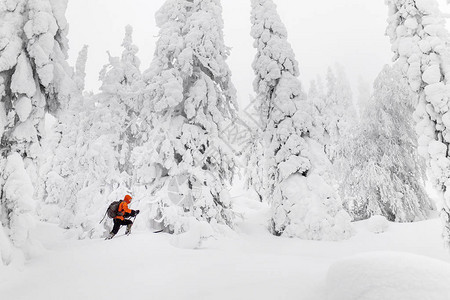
[105,232,115,240]
[125,224,132,235]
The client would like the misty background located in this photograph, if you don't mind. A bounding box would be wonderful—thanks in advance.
[65,0,450,107]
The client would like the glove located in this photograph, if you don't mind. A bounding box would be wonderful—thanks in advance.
[136,210,140,215]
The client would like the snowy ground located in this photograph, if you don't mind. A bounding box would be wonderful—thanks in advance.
[1,193,450,300]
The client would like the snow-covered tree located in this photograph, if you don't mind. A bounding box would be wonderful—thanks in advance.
[43,91,122,239]
[98,25,143,177]
[0,0,73,264]
[322,65,355,162]
[307,77,329,144]
[243,128,265,202]
[338,65,433,222]
[356,76,371,118]
[74,45,88,93]
[386,0,450,244]
[45,92,116,238]
[251,0,352,240]
[38,45,88,223]
[136,0,238,233]
[44,26,143,238]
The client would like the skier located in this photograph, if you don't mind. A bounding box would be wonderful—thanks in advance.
[106,195,140,239]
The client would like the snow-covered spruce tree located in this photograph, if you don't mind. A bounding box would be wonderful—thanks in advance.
[307,77,330,144]
[322,65,356,162]
[251,0,352,240]
[39,44,88,224]
[98,25,143,177]
[0,0,73,264]
[338,65,433,222]
[137,0,238,234]
[243,127,265,202]
[132,0,188,194]
[38,44,88,215]
[386,0,450,244]
[74,45,88,93]
[241,96,266,202]
[356,76,371,118]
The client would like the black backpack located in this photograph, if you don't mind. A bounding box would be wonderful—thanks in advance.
[106,201,123,219]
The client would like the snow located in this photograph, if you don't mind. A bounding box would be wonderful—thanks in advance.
[10,51,36,97]
[422,64,441,84]
[0,196,449,300]
[12,119,37,142]
[366,215,389,234]
[0,1,448,299]
[169,218,215,249]
[48,0,69,31]
[4,153,35,214]
[2,153,38,260]
[14,96,32,122]
[416,0,439,14]
[326,252,450,300]
[0,36,22,73]
[428,140,447,157]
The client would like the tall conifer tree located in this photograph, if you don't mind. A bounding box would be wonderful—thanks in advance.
[250,0,352,240]
[137,0,238,233]
[386,0,450,244]
[0,0,73,264]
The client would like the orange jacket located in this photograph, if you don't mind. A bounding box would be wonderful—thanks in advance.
[115,200,132,220]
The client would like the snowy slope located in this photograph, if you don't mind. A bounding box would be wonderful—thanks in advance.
[327,251,450,300]
[0,195,449,300]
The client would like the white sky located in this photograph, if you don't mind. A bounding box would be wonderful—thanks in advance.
[66,0,450,106]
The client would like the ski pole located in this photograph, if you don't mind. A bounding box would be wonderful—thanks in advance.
[131,213,138,224]
[99,211,107,224]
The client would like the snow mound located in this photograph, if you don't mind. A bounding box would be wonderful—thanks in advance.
[366,215,389,234]
[326,251,450,300]
[170,218,214,249]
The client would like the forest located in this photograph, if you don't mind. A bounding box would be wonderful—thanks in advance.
[1,1,450,299]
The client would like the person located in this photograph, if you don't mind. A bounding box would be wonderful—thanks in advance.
[106,194,140,239]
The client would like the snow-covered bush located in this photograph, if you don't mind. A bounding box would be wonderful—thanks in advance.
[2,153,36,263]
[337,65,433,222]
[366,215,389,234]
[386,0,450,243]
[250,0,352,240]
[169,217,214,249]
[136,0,238,233]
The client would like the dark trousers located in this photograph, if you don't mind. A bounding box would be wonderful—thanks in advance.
[111,218,133,235]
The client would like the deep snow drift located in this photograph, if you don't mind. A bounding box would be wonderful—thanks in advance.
[327,252,450,300]
[0,194,449,300]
